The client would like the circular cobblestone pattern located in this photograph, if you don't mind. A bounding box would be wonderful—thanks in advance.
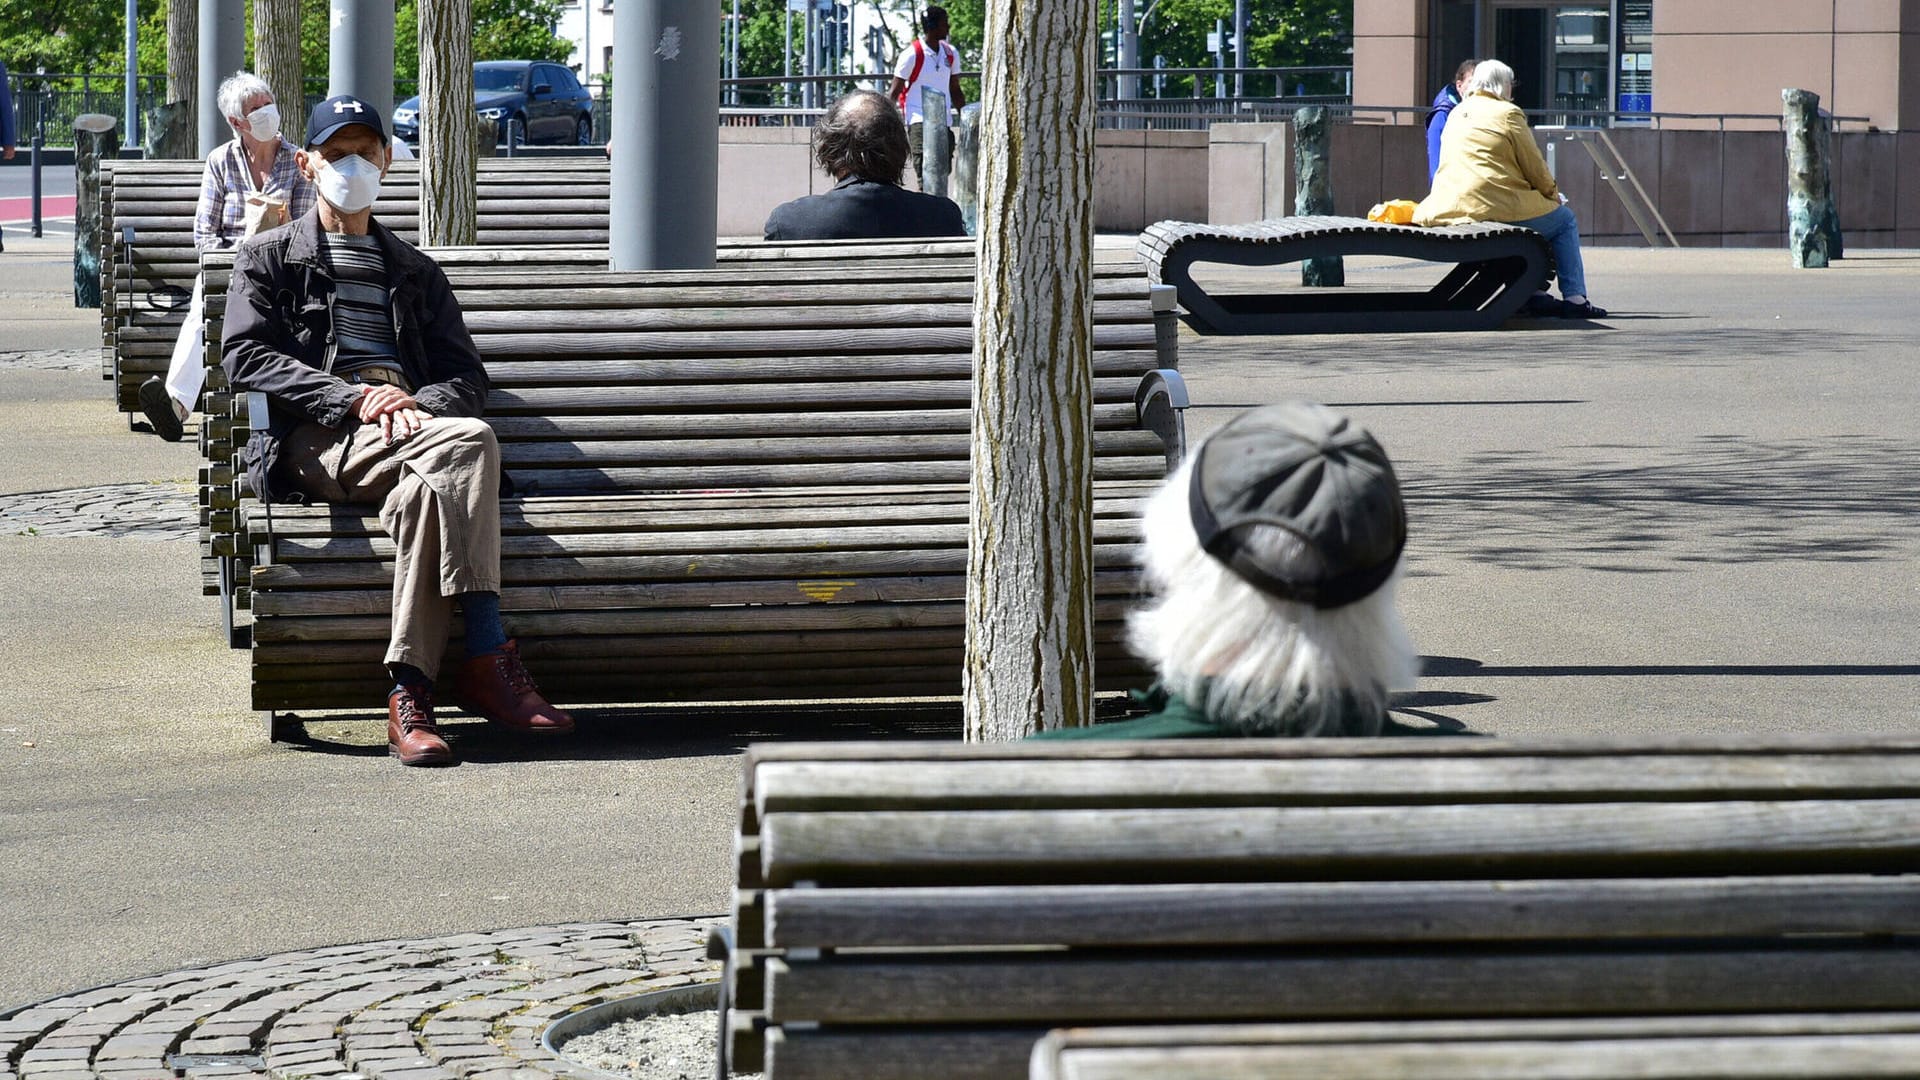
[0,484,199,541]
[0,918,724,1080]
[0,350,99,373]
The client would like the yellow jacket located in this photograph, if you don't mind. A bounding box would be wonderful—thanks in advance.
[1413,91,1559,226]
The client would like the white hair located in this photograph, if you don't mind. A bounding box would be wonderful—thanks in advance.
[1467,59,1515,101]
[217,71,273,121]
[1126,458,1420,736]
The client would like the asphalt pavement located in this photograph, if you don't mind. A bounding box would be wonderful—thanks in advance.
[2,230,1917,1011]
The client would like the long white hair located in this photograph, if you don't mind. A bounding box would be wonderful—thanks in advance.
[1467,59,1516,101]
[1126,458,1420,736]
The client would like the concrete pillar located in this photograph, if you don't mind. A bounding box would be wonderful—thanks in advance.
[329,0,397,123]
[610,0,720,269]
[197,0,244,155]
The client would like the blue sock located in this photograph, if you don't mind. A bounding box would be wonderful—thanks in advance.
[389,663,432,696]
[461,591,508,656]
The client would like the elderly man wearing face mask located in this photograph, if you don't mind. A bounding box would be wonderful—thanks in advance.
[222,95,575,767]
[140,71,317,442]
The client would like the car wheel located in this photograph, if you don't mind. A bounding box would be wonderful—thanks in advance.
[575,115,592,146]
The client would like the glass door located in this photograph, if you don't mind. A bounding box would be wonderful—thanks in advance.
[1477,1,1613,124]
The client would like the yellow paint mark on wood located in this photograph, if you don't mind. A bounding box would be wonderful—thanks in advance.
[798,580,859,602]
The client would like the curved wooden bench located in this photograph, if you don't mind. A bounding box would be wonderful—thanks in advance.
[99,158,614,423]
[1138,216,1552,334]
[222,259,1183,732]
[720,737,1920,1079]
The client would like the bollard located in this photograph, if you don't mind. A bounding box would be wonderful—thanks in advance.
[953,103,980,236]
[1293,105,1343,286]
[31,85,46,239]
[1782,88,1835,269]
[922,88,951,198]
[74,114,120,308]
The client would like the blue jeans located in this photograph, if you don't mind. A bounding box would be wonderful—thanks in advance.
[1511,204,1588,300]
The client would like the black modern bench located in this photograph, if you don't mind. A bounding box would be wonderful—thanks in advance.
[220,259,1184,735]
[719,736,1920,1079]
[1138,216,1552,334]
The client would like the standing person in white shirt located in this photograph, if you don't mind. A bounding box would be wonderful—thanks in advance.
[886,6,965,192]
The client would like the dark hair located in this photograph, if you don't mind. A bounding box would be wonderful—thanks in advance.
[814,91,910,184]
[923,5,948,33]
[1454,59,1479,82]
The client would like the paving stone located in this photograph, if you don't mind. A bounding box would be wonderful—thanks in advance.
[95,1034,181,1058]
[18,1048,93,1063]
[371,1067,461,1080]
[94,1070,179,1080]
[191,1022,268,1040]
[425,1044,501,1062]
[270,1026,340,1045]
[178,1037,255,1055]
[344,1034,416,1050]
[267,1048,347,1068]
[17,1071,95,1080]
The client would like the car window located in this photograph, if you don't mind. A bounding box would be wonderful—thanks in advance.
[549,66,582,94]
[474,67,526,93]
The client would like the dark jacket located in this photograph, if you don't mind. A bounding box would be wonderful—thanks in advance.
[0,62,15,150]
[1426,84,1462,184]
[1029,685,1407,740]
[763,175,966,241]
[222,209,488,503]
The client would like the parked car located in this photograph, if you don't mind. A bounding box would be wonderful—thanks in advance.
[391,60,593,147]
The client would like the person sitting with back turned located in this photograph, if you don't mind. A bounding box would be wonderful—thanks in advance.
[1035,402,1421,739]
[223,94,574,767]
[763,90,965,241]
[1426,58,1478,184]
[1414,58,1607,319]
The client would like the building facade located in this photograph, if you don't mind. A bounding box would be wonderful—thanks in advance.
[1356,0,1920,130]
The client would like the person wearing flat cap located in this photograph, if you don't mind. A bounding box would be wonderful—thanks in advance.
[222,94,575,767]
[1035,401,1420,739]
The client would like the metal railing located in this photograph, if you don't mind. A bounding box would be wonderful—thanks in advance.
[1341,102,1876,132]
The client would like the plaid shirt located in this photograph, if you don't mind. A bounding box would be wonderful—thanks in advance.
[194,137,317,252]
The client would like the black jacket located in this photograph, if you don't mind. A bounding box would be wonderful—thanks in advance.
[222,210,488,503]
[763,175,966,241]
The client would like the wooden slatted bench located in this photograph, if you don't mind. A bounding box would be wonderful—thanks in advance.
[1138,216,1551,334]
[226,260,1184,735]
[99,158,613,423]
[718,737,1920,1080]
[1029,1016,1920,1079]
[193,240,990,615]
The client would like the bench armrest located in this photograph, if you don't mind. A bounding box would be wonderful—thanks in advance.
[1134,368,1190,470]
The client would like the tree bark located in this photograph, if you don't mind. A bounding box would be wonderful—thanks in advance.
[167,0,198,114]
[963,0,1097,740]
[1294,105,1343,286]
[1782,88,1833,269]
[418,0,476,245]
[251,0,302,127]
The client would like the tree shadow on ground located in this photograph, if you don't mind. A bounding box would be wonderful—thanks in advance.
[1401,433,1917,572]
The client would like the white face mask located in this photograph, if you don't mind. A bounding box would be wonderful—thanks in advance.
[314,154,383,213]
[244,103,281,142]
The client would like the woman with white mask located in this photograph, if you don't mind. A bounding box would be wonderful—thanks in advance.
[140,71,317,442]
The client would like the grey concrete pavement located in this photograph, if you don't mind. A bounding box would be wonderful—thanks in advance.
[1,231,1917,1012]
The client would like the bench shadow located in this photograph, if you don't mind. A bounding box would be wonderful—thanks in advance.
[1423,655,1920,678]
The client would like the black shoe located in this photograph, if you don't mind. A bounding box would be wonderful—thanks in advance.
[1520,293,1565,317]
[1560,300,1608,319]
[137,377,184,442]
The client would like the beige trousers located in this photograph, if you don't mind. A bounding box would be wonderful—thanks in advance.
[282,417,502,680]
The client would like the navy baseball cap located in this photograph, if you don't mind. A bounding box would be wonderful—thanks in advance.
[306,94,389,148]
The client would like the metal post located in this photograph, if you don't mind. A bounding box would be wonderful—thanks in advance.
[1232,0,1245,98]
[729,0,740,104]
[330,0,396,124]
[31,87,45,237]
[1213,20,1227,99]
[609,0,719,269]
[197,0,243,155]
[784,3,793,106]
[803,1,816,109]
[124,0,139,148]
[1117,0,1138,115]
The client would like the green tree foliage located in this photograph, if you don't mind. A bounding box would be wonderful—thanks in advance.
[0,0,162,74]
[1131,0,1349,95]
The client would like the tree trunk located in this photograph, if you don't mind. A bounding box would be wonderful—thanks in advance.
[1782,88,1833,269]
[251,0,302,125]
[963,0,1097,740]
[167,0,198,113]
[418,0,476,245]
[1294,105,1343,286]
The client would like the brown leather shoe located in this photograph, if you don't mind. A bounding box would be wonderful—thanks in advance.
[388,684,454,766]
[455,640,575,735]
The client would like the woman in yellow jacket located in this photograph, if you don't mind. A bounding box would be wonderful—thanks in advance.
[1413,59,1606,318]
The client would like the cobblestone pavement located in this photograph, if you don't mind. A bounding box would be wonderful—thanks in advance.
[0,484,198,540]
[0,918,723,1080]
